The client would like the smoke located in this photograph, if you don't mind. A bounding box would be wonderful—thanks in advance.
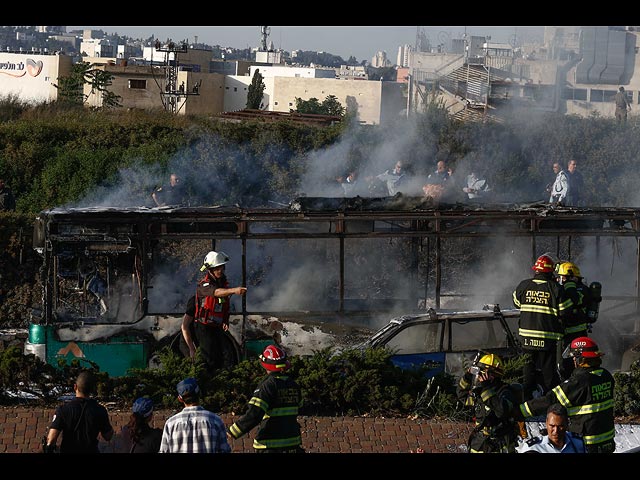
[57,112,640,370]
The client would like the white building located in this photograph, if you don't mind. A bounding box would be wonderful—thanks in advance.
[0,52,72,104]
[371,51,391,68]
[397,44,413,68]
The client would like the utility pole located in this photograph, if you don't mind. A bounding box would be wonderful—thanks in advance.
[155,38,200,114]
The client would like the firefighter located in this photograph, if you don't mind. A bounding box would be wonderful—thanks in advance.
[456,352,523,453]
[228,344,304,453]
[555,261,599,379]
[513,254,573,397]
[517,336,615,453]
[181,251,247,373]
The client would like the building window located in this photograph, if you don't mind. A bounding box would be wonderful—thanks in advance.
[128,79,146,89]
[604,89,618,103]
[590,89,610,103]
[562,87,587,101]
[234,87,237,92]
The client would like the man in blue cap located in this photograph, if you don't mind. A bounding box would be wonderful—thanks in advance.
[159,377,231,453]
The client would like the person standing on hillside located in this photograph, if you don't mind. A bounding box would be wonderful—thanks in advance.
[0,178,16,211]
[152,172,187,207]
[614,86,631,124]
[44,370,114,453]
[565,159,584,206]
[548,162,570,206]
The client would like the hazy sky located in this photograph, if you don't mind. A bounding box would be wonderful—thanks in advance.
[66,26,546,63]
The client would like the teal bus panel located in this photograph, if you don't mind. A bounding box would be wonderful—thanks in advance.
[44,330,148,377]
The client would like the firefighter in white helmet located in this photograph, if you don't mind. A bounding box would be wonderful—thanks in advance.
[181,251,247,373]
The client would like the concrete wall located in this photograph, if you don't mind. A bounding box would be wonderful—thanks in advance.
[272,77,384,125]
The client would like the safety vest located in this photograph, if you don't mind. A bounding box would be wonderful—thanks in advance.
[194,274,229,326]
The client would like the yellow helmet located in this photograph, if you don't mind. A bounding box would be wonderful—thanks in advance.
[556,261,581,278]
[474,352,504,376]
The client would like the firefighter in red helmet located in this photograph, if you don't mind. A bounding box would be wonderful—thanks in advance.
[227,344,304,453]
[517,337,615,453]
[513,254,573,398]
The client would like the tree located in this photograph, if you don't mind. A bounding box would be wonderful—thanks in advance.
[54,62,121,108]
[246,69,266,110]
[320,95,345,117]
[295,95,345,117]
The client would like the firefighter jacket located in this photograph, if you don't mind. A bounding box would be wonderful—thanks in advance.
[518,365,615,452]
[228,372,302,450]
[194,273,230,327]
[512,273,573,351]
[456,372,522,453]
[561,279,593,339]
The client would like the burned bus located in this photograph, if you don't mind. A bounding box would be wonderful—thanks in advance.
[24,199,640,376]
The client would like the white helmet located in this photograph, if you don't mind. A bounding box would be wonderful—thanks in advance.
[200,251,229,271]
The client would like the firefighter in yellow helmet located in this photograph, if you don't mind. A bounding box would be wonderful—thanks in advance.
[456,351,523,453]
[554,261,600,380]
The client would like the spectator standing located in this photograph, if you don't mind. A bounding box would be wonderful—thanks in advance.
[116,397,162,453]
[422,160,452,202]
[548,162,570,205]
[427,160,451,185]
[517,337,615,453]
[0,178,16,211]
[375,160,406,195]
[517,403,586,453]
[336,170,359,196]
[181,251,247,374]
[565,159,584,206]
[614,86,631,124]
[152,173,187,207]
[44,370,114,454]
[228,344,304,453]
[462,170,492,201]
[456,352,523,453]
[512,254,573,397]
[159,377,231,453]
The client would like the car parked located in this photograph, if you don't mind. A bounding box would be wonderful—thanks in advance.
[349,304,522,379]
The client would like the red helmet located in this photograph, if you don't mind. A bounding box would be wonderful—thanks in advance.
[562,336,604,359]
[260,344,291,372]
[532,254,555,273]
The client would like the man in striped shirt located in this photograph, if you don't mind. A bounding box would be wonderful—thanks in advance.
[159,377,231,453]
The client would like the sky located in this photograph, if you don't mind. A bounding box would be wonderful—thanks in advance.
[66,26,546,63]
